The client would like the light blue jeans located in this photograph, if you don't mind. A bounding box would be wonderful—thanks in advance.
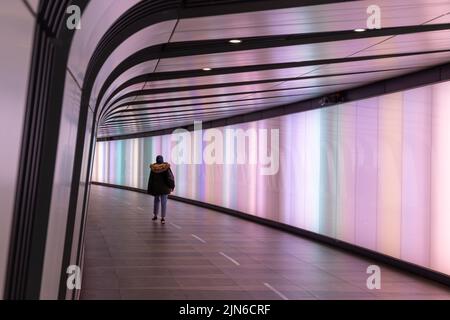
[153,194,168,218]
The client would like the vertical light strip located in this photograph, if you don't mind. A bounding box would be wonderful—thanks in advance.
[336,102,357,243]
[377,93,402,257]
[354,98,378,250]
[401,87,431,266]
[132,139,139,188]
[248,121,257,216]
[304,109,321,233]
[319,106,338,238]
[138,137,145,189]
[223,126,231,209]
[107,141,113,184]
[280,114,293,226]
[431,82,450,275]
[288,113,305,228]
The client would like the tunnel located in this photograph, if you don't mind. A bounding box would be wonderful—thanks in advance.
[1,0,450,301]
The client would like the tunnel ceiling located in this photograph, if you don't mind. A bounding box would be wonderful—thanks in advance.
[92,0,450,139]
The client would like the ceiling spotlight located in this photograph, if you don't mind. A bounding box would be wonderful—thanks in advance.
[202,67,212,71]
[229,39,242,44]
[354,28,366,32]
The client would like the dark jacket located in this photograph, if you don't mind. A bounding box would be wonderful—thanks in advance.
[147,162,175,195]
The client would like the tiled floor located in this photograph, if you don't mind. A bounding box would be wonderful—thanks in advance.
[80,185,450,300]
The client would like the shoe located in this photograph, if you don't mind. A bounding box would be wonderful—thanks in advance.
[152,215,157,221]
[161,218,165,224]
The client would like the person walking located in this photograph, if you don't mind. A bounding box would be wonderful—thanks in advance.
[147,155,175,224]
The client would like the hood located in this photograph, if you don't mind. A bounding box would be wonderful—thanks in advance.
[150,162,170,173]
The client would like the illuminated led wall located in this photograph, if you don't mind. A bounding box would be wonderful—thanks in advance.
[92,81,450,276]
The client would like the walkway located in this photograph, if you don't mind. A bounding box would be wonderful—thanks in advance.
[81,185,450,300]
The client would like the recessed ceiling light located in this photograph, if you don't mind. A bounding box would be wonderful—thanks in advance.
[202,67,212,71]
[354,28,366,32]
[229,39,242,44]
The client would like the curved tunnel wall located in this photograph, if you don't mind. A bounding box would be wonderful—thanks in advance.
[6,0,365,300]
[0,1,35,298]
[4,0,450,299]
[93,80,450,278]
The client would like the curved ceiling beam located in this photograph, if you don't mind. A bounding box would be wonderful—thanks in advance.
[105,83,360,120]
[105,103,273,124]
[99,110,266,133]
[85,0,357,126]
[97,61,450,141]
[96,22,450,122]
[101,108,262,128]
[103,67,410,120]
[100,48,450,121]
[82,1,450,141]
[103,97,308,125]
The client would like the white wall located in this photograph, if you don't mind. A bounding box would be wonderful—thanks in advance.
[0,0,35,299]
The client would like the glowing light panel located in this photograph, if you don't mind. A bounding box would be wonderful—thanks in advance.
[92,81,450,276]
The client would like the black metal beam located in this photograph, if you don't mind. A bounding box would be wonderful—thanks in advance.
[97,22,450,120]
[97,61,450,141]
[103,68,408,119]
[100,49,450,120]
